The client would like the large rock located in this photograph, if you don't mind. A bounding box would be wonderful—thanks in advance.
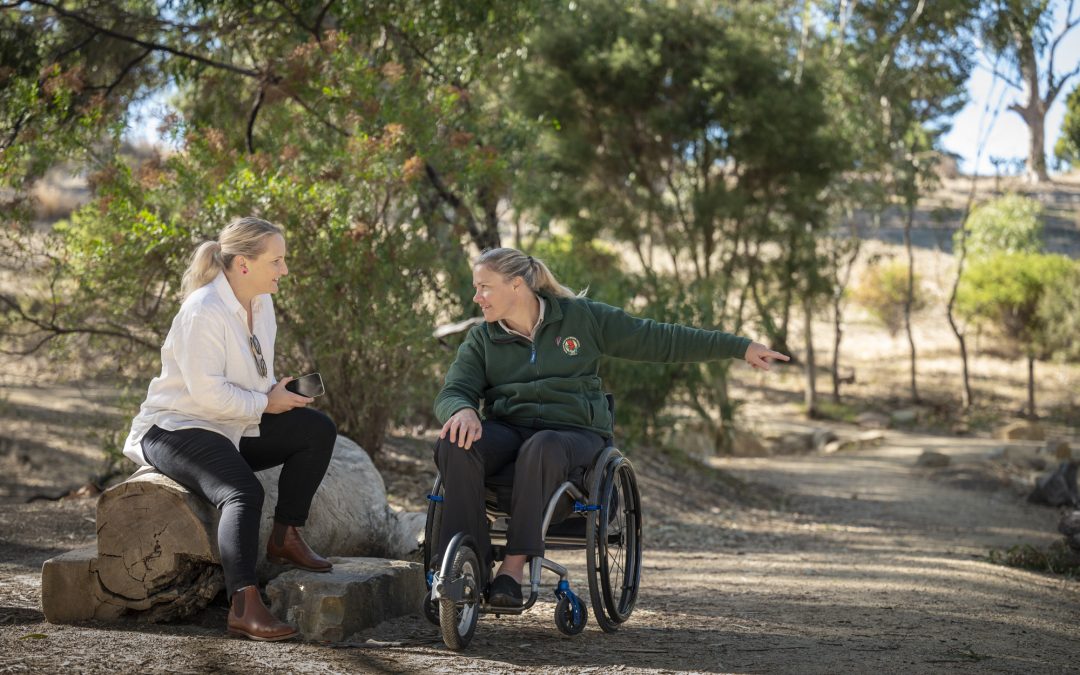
[266,557,424,642]
[43,435,424,624]
[256,436,423,580]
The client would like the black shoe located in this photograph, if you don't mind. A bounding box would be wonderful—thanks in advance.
[487,574,523,608]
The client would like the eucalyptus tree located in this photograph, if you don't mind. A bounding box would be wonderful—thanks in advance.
[981,0,1080,182]
[831,0,978,404]
[513,0,841,444]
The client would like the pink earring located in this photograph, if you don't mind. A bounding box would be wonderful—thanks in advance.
[242,268,248,275]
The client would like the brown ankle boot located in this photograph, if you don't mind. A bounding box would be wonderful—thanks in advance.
[227,586,297,642]
[266,522,333,572]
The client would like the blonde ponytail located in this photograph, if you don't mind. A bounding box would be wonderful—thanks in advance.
[179,216,284,299]
[474,247,580,298]
[180,241,225,299]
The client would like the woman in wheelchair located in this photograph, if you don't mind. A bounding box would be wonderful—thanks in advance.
[431,246,787,614]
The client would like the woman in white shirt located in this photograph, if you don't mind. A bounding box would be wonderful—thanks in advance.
[123,216,336,642]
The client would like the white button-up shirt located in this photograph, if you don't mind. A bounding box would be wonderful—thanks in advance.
[123,272,276,465]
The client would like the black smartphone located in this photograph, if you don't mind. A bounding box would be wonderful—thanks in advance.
[285,372,325,397]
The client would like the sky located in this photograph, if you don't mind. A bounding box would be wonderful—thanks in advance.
[940,5,1080,176]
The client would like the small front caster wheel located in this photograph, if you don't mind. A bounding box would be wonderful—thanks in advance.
[554,594,588,636]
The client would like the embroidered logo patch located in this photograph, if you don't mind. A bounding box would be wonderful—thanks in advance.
[562,336,581,356]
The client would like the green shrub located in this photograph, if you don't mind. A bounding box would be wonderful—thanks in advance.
[1053,82,1080,169]
[988,542,1080,578]
[1037,258,1080,362]
[958,193,1044,259]
[956,252,1074,359]
[850,259,925,336]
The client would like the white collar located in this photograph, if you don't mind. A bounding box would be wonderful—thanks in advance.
[499,297,545,341]
[211,271,261,320]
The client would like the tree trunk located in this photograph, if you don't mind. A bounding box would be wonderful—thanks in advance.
[90,436,423,622]
[947,206,975,410]
[1014,28,1051,183]
[903,202,920,403]
[1027,354,1037,418]
[804,295,817,417]
[831,289,844,403]
[1024,105,1049,183]
[831,228,860,403]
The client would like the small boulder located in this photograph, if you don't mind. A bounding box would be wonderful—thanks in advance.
[856,411,890,429]
[811,428,838,452]
[890,408,918,425]
[822,439,848,454]
[771,432,815,455]
[1047,439,1073,461]
[915,451,951,468]
[996,420,1046,441]
[730,429,768,457]
[998,445,1050,471]
[855,430,887,448]
[1058,511,1080,553]
[1028,462,1079,507]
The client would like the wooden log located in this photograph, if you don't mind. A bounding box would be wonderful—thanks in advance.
[89,435,423,622]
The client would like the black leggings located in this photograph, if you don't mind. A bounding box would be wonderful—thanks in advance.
[433,420,604,571]
[141,407,336,596]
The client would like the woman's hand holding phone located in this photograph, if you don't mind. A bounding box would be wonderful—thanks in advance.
[265,377,313,414]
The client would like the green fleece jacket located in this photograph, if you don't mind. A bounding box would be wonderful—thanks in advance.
[434,292,751,438]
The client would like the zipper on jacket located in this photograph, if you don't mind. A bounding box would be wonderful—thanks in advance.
[530,342,541,420]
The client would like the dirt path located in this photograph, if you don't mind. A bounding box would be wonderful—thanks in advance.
[2,423,1077,674]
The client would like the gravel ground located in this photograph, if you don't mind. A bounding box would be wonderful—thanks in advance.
[3,420,1079,674]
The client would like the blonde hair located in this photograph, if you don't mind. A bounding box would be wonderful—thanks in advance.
[180,217,284,298]
[474,247,580,298]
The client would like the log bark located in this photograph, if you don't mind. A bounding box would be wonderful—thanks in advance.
[95,469,223,621]
[91,435,423,622]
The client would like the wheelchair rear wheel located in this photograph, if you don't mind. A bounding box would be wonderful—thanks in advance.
[438,543,481,650]
[586,455,643,632]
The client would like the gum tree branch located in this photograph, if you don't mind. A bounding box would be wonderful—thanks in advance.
[25,0,262,79]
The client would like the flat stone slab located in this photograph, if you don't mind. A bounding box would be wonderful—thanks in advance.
[265,557,423,642]
[41,546,125,623]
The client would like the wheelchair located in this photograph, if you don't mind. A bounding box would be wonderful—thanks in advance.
[421,406,643,650]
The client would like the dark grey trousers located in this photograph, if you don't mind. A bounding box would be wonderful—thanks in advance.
[141,407,336,596]
[433,420,604,571]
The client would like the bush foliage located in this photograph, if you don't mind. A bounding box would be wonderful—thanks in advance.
[851,260,926,336]
[958,193,1044,259]
[956,252,1076,360]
